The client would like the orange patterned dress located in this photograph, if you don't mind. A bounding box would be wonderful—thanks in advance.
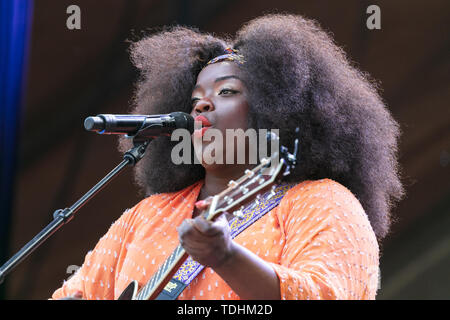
[51,178,379,300]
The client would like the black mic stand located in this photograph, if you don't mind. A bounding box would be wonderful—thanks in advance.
[0,136,151,286]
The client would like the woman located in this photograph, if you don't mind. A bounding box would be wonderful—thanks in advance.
[52,14,404,300]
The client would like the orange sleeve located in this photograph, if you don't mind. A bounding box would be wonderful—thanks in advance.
[51,205,139,300]
[269,180,379,300]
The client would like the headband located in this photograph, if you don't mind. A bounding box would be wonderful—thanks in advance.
[206,47,245,65]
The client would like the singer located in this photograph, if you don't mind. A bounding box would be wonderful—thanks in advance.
[51,14,404,300]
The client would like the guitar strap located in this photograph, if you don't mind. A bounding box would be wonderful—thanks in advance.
[155,183,294,300]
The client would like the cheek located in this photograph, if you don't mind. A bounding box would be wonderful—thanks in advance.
[221,101,250,130]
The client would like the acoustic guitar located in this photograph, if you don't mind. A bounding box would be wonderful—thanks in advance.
[118,135,298,300]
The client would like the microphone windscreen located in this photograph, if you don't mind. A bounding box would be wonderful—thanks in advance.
[84,116,105,132]
[170,112,194,134]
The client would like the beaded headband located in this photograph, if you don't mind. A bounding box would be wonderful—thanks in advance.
[206,47,245,65]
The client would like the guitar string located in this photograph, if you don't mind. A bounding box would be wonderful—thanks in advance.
[137,244,183,299]
[214,173,268,218]
[133,165,276,299]
[127,155,288,300]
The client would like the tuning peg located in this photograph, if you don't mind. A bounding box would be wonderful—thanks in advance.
[279,133,299,168]
[248,194,262,209]
[267,186,277,200]
[233,206,245,220]
[266,131,280,142]
[223,196,233,205]
[292,137,299,163]
[228,180,238,188]
[260,158,270,166]
[245,169,255,177]
[239,186,249,194]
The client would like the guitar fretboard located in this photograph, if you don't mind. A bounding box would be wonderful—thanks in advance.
[135,244,187,300]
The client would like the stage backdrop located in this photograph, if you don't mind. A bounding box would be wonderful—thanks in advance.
[3,0,449,299]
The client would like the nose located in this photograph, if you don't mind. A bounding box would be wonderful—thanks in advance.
[194,99,215,114]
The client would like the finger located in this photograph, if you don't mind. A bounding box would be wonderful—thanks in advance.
[194,197,213,210]
[212,214,231,234]
[194,200,208,210]
[223,211,234,221]
[192,215,217,235]
[194,215,229,237]
[176,219,189,235]
[215,213,229,225]
[177,219,198,239]
[177,219,209,244]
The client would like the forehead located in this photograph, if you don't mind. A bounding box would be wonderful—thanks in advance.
[195,61,242,84]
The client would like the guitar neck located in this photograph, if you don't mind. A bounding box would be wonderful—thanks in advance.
[134,244,188,300]
[120,134,298,300]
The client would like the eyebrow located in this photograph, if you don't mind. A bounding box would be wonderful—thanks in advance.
[193,75,242,91]
[214,75,241,82]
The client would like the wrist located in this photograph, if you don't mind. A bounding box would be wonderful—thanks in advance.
[214,240,239,270]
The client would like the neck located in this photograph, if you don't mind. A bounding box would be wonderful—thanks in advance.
[199,164,254,201]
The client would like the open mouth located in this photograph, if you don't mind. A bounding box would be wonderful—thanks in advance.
[194,115,212,137]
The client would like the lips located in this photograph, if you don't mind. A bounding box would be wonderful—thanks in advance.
[194,115,212,127]
[194,115,212,137]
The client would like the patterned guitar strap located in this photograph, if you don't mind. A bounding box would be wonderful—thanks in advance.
[155,183,294,300]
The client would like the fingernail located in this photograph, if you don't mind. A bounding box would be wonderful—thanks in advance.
[194,200,206,209]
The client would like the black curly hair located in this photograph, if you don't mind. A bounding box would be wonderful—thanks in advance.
[119,14,404,242]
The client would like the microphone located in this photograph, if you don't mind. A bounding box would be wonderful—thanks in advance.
[84,112,194,137]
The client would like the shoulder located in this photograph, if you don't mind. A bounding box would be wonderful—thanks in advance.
[280,178,377,245]
[284,178,348,195]
[280,178,371,229]
[112,180,203,227]
[283,178,363,212]
[135,180,202,209]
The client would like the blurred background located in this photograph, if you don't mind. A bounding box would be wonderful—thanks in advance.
[0,0,448,299]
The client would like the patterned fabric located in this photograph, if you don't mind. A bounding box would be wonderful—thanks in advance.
[51,178,380,300]
[171,184,293,287]
[206,47,245,66]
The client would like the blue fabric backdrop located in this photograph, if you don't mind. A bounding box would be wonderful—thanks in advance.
[0,0,34,295]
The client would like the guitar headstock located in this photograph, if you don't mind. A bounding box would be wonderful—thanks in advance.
[202,132,299,221]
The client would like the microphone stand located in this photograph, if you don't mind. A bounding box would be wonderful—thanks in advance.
[0,137,150,286]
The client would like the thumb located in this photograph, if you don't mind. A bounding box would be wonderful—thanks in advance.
[212,214,231,232]
[215,213,229,226]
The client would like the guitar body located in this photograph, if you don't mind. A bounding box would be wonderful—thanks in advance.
[117,280,138,300]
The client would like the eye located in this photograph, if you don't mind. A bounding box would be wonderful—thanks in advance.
[191,97,199,106]
[219,88,237,95]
